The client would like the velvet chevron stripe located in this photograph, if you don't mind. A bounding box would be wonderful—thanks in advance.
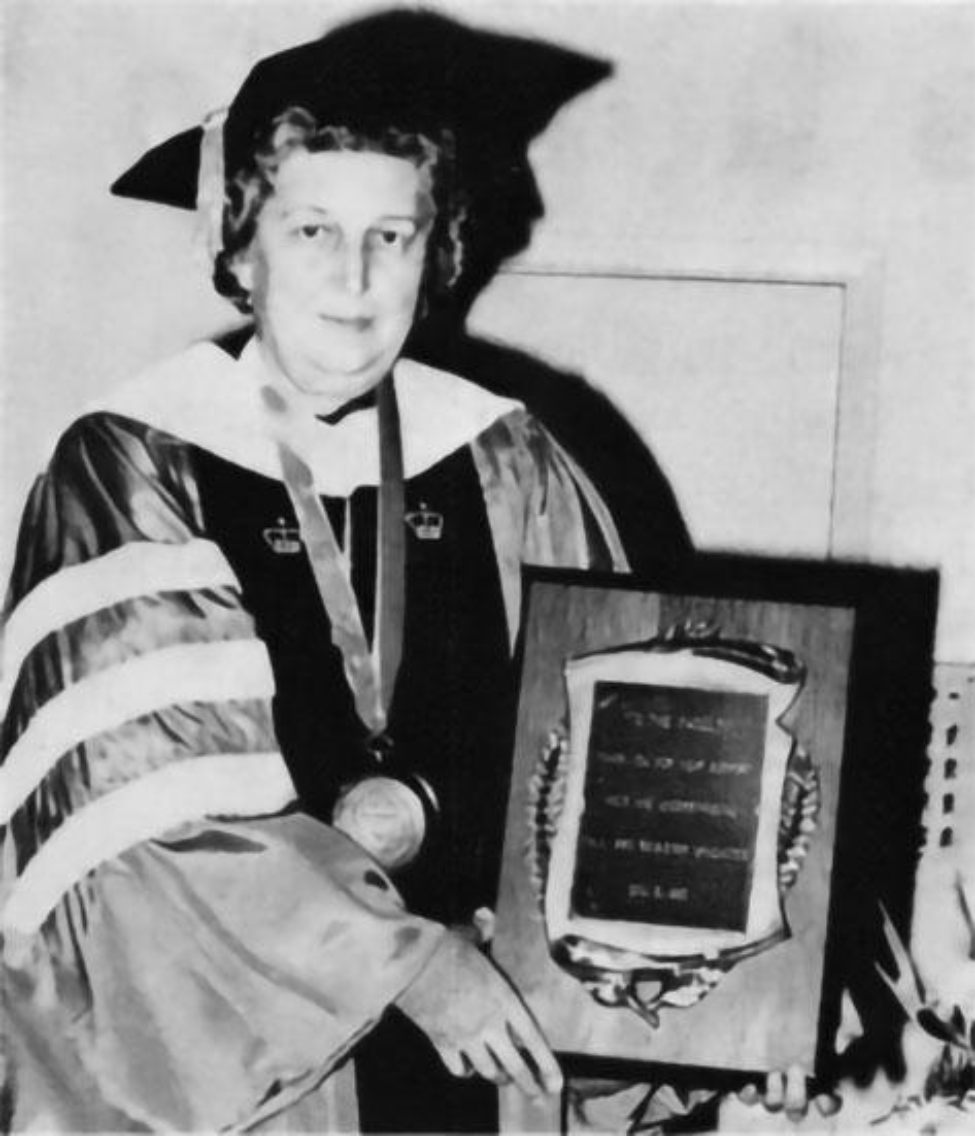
[0,539,240,714]
[0,639,276,822]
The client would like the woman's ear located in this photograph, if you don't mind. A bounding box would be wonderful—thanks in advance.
[229,249,255,294]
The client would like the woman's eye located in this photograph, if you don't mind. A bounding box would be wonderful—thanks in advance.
[297,224,332,240]
[373,229,407,249]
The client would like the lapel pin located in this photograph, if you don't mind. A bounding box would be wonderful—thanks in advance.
[263,517,303,555]
[405,501,444,541]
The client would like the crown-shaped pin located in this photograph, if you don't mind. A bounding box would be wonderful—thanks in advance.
[405,502,444,541]
[262,517,303,555]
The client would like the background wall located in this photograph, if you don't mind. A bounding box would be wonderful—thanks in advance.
[3,0,974,1094]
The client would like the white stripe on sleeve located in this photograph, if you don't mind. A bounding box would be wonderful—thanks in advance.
[1,751,295,936]
[1,539,240,714]
[0,639,275,824]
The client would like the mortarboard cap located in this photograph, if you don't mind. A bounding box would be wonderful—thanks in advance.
[111,8,612,209]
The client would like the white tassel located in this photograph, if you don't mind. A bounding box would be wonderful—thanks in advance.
[195,106,229,263]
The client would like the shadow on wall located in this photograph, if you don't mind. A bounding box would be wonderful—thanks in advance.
[411,315,693,574]
[407,124,694,574]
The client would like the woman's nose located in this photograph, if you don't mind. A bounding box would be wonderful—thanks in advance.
[339,239,367,296]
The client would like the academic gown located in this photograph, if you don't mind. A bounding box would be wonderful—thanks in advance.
[0,338,628,1132]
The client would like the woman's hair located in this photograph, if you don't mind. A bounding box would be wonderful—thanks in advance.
[213,108,466,314]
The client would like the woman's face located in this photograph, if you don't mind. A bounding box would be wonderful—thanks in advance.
[233,148,434,412]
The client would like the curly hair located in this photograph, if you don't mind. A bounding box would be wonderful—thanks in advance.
[212,108,466,314]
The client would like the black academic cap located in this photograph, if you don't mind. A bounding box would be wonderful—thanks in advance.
[111,8,612,209]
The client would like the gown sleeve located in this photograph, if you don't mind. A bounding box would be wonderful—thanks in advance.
[0,412,443,1132]
[471,408,630,648]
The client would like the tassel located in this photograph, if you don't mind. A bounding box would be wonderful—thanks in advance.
[194,106,229,263]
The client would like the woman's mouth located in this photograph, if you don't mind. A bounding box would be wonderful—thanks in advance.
[318,313,372,331]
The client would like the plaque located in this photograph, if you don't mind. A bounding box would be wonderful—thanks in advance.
[536,631,814,1026]
[574,682,769,932]
[493,556,936,1095]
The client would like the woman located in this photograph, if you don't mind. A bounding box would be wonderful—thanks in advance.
[1,10,630,1132]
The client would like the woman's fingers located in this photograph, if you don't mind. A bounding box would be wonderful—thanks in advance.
[737,1082,760,1105]
[784,1064,808,1121]
[465,1040,507,1085]
[476,1027,563,1099]
[814,1091,842,1117]
[435,1045,469,1079]
[505,1006,564,1094]
[451,1017,564,1099]
[737,1068,837,1123]
[763,1070,785,1112]
[486,1034,544,1097]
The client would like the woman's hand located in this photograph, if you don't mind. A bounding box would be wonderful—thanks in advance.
[723,1066,842,1128]
[396,930,563,1099]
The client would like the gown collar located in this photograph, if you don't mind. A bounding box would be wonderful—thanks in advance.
[88,336,523,496]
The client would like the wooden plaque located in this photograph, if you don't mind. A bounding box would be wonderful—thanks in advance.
[493,556,936,1085]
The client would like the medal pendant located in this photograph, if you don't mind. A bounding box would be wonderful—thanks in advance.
[333,769,426,871]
